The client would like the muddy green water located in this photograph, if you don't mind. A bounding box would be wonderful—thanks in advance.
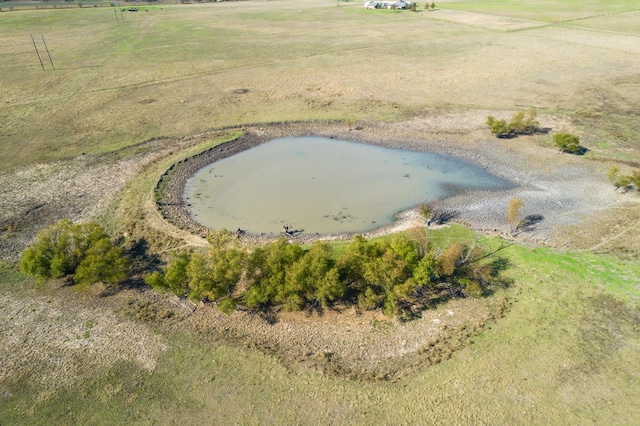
[185,137,514,235]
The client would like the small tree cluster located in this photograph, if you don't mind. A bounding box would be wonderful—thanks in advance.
[145,230,503,318]
[20,219,129,286]
[424,2,435,10]
[486,110,539,138]
[245,239,343,311]
[553,132,582,154]
[145,229,246,313]
[607,166,640,192]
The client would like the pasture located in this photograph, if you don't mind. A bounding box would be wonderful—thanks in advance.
[1,0,640,424]
[2,0,640,170]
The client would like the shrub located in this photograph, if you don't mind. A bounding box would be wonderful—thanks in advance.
[487,109,539,138]
[553,132,581,153]
[20,219,129,286]
[607,166,640,192]
[507,110,539,134]
[486,116,510,138]
[506,197,524,234]
[144,252,190,296]
[630,171,640,190]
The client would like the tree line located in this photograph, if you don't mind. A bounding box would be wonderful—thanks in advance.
[19,218,507,319]
[145,229,504,319]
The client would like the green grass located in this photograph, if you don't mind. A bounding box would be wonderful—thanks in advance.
[2,237,639,424]
[103,130,243,248]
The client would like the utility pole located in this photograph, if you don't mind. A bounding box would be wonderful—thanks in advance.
[30,34,45,71]
[41,34,55,70]
[117,0,125,22]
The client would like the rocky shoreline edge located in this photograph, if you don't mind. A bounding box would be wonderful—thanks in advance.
[156,120,534,244]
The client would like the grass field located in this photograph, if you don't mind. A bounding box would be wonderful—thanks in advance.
[2,240,639,424]
[2,0,640,170]
[2,1,640,424]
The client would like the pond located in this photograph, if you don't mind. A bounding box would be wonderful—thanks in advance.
[184,136,514,235]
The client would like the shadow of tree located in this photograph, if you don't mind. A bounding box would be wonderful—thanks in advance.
[431,208,459,225]
[520,214,544,232]
[121,238,161,290]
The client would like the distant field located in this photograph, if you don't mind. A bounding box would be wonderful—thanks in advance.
[439,0,640,22]
[2,0,640,170]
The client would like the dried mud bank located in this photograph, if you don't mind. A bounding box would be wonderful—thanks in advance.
[158,117,620,246]
[0,114,624,263]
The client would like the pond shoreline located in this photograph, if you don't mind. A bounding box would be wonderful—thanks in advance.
[158,120,530,244]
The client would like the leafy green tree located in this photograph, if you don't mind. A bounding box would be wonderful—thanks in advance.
[605,165,637,192]
[187,230,247,306]
[507,109,539,134]
[411,253,436,287]
[487,110,539,138]
[338,234,422,316]
[389,233,420,267]
[21,219,81,279]
[74,238,129,286]
[144,252,190,296]
[283,242,344,310]
[553,132,581,154]
[245,238,304,308]
[20,219,128,286]
[617,174,633,192]
[486,116,509,137]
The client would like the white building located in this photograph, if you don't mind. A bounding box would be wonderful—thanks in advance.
[364,0,409,9]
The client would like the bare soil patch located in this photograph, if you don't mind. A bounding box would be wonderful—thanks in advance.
[0,282,168,400]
